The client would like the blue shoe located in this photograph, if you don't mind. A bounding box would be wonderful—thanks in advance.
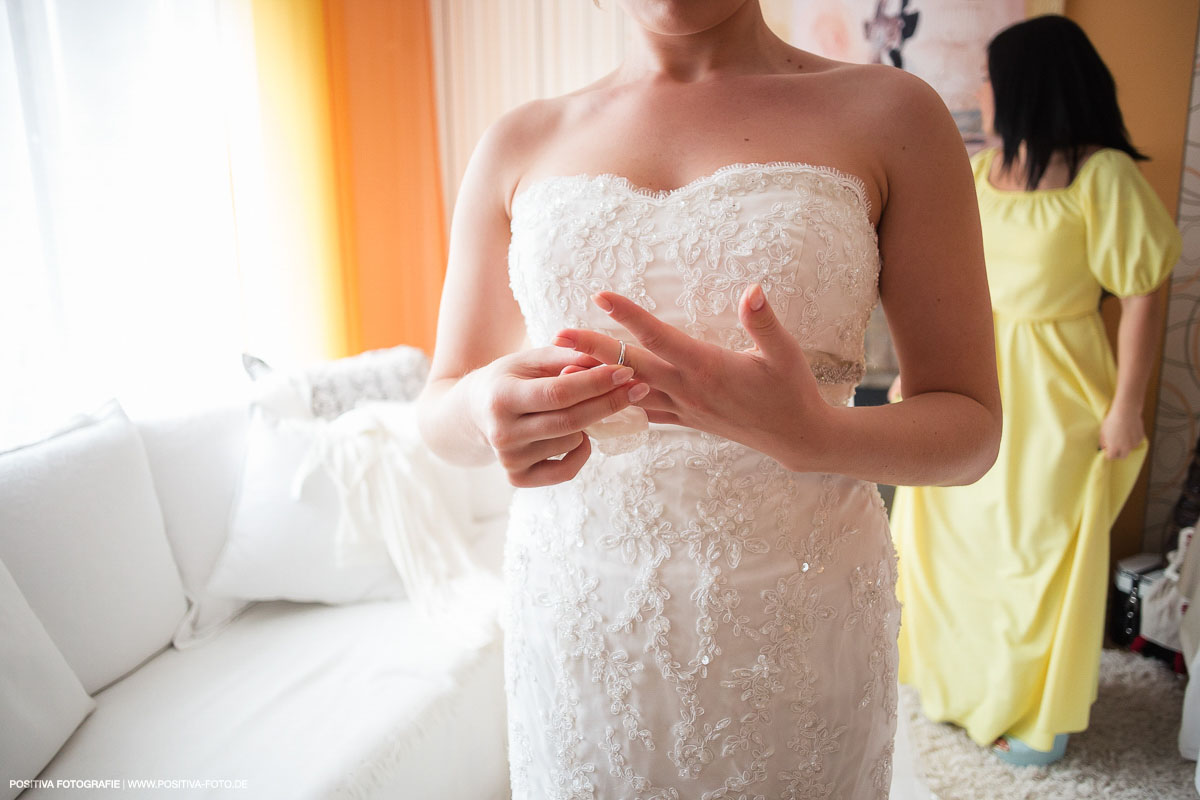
[991,733,1068,766]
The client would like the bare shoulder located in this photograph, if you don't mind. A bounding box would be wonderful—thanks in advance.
[466,95,574,216]
[760,56,960,212]
[818,62,962,208]
[826,62,953,142]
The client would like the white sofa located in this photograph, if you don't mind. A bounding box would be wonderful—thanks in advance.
[0,364,513,799]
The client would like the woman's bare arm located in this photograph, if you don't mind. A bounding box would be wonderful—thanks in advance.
[417,104,644,484]
[417,107,532,466]
[1100,290,1164,459]
[825,70,1002,486]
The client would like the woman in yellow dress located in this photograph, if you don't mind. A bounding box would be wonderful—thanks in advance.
[890,15,1182,766]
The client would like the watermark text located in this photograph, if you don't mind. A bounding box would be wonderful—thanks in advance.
[9,778,249,791]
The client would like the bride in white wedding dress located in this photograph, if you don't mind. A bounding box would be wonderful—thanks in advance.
[418,2,999,798]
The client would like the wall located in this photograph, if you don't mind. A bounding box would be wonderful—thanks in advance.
[1143,16,1200,554]
[428,0,631,219]
[1064,0,1200,560]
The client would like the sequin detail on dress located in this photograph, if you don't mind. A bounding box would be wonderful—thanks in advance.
[504,163,898,799]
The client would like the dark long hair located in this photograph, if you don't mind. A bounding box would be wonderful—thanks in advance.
[987,15,1146,190]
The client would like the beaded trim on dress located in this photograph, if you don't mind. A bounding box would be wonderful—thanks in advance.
[513,161,874,220]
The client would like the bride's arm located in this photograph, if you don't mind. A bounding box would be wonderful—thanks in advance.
[820,70,1002,486]
[417,105,645,485]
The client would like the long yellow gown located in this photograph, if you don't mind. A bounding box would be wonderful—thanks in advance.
[892,147,1181,751]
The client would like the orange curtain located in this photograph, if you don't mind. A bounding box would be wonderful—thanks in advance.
[246,0,447,360]
[243,0,350,362]
[324,0,448,357]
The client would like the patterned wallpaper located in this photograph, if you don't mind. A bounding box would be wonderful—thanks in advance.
[1145,47,1200,552]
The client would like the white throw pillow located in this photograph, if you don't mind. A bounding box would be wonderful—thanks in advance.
[207,400,500,606]
[137,402,254,648]
[244,346,512,523]
[204,404,410,604]
[0,556,95,800]
[0,399,188,694]
[244,345,430,420]
[204,344,512,609]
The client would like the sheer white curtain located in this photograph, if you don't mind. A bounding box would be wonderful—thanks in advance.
[429,0,631,215]
[0,0,282,447]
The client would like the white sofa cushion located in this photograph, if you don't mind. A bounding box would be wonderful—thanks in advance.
[204,404,409,605]
[0,399,187,693]
[0,556,95,800]
[205,397,507,609]
[245,345,514,523]
[136,402,253,647]
[246,347,514,528]
[29,594,508,800]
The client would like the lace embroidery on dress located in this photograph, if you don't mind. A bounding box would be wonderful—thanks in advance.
[503,163,897,799]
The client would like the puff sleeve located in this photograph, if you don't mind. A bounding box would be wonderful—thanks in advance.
[1080,149,1181,297]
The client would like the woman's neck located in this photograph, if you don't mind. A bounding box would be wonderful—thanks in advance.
[619,1,784,82]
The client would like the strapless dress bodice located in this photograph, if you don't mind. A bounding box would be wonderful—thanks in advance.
[507,162,881,406]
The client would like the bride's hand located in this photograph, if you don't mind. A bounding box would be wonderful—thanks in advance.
[552,284,830,470]
[469,346,648,487]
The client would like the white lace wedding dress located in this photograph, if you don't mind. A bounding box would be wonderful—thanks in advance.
[503,163,900,800]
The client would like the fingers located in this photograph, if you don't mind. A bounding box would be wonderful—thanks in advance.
[592,292,695,363]
[497,376,653,487]
[511,346,603,379]
[1103,443,1133,460]
[516,362,636,413]
[738,284,797,364]
[628,385,673,412]
[517,435,592,487]
[556,367,671,413]
[517,382,645,440]
[553,329,673,385]
[1098,432,1141,460]
[496,432,587,473]
[488,375,642,456]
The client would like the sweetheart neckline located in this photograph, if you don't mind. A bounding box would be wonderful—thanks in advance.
[512,161,874,221]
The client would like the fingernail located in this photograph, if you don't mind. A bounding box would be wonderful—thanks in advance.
[628,383,650,402]
[593,293,614,313]
[612,366,634,384]
[552,334,574,348]
[748,284,765,311]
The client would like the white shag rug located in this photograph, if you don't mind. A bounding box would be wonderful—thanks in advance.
[901,649,1195,799]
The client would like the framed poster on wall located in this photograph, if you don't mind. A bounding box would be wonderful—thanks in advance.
[761,0,1027,148]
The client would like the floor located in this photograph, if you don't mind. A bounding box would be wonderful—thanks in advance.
[902,649,1195,799]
